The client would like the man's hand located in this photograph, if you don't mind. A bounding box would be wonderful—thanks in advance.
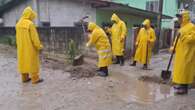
[120,36,125,42]
[169,46,175,53]
[86,43,90,47]
[135,42,139,48]
[147,40,153,47]
[105,27,109,30]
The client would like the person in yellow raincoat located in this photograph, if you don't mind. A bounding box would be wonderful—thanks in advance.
[130,19,156,69]
[171,10,195,95]
[110,13,127,66]
[16,7,43,84]
[86,22,112,77]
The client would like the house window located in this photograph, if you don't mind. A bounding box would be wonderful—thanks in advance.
[146,0,159,13]
[41,21,50,27]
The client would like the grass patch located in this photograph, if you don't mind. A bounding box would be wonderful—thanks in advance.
[0,35,16,46]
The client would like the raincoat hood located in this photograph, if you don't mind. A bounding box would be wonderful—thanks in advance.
[111,13,120,23]
[22,6,37,21]
[142,19,151,28]
[88,22,98,32]
[181,10,191,27]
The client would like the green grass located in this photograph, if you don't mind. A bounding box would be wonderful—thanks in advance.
[0,35,16,46]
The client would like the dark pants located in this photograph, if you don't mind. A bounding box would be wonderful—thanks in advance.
[116,56,124,65]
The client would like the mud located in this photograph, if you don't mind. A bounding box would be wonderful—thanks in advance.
[1,44,195,110]
[43,57,66,70]
[138,75,172,85]
[66,64,97,79]
[109,68,174,105]
[42,58,97,79]
[138,75,163,84]
[0,44,16,56]
[42,51,98,79]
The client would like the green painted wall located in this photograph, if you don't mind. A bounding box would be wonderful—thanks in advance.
[162,0,178,28]
[163,0,178,17]
[112,0,148,10]
[96,9,159,29]
[96,9,144,49]
[110,0,179,28]
[112,0,178,17]
[96,9,157,36]
[96,9,158,49]
[96,10,144,31]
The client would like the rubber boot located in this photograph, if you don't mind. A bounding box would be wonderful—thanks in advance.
[120,56,125,66]
[130,61,136,66]
[174,84,188,95]
[113,56,120,64]
[103,67,109,76]
[143,64,148,70]
[98,71,107,77]
[98,67,108,77]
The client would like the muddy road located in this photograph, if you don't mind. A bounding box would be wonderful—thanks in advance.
[0,44,195,110]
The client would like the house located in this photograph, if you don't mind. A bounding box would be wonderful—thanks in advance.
[0,0,97,27]
[0,0,173,28]
[0,0,176,51]
[105,0,179,28]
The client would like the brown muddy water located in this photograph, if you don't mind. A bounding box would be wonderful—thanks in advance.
[108,72,174,105]
[1,44,195,110]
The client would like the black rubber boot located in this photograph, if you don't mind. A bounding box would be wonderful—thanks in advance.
[143,64,148,70]
[120,56,125,66]
[130,61,136,66]
[103,67,109,76]
[174,84,188,95]
[98,67,108,77]
[113,56,120,64]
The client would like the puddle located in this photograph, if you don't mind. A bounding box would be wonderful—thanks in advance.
[109,72,174,104]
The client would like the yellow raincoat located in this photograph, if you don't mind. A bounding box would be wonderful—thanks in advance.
[86,22,112,67]
[172,11,195,84]
[134,19,156,64]
[110,14,127,56]
[16,7,43,75]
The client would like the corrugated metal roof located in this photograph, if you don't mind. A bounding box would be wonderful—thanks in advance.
[0,0,172,19]
[0,0,27,16]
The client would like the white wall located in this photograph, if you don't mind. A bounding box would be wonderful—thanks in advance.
[39,0,50,22]
[47,0,96,27]
[2,0,96,27]
[3,0,34,27]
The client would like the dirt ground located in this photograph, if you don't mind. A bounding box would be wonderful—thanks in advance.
[0,44,195,110]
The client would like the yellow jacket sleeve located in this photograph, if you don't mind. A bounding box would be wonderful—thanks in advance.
[30,24,43,50]
[149,29,156,43]
[87,29,100,47]
[181,30,195,44]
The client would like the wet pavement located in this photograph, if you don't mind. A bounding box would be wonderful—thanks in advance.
[0,44,195,110]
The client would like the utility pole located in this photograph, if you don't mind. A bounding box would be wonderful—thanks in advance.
[155,0,164,53]
[157,0,163,30]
